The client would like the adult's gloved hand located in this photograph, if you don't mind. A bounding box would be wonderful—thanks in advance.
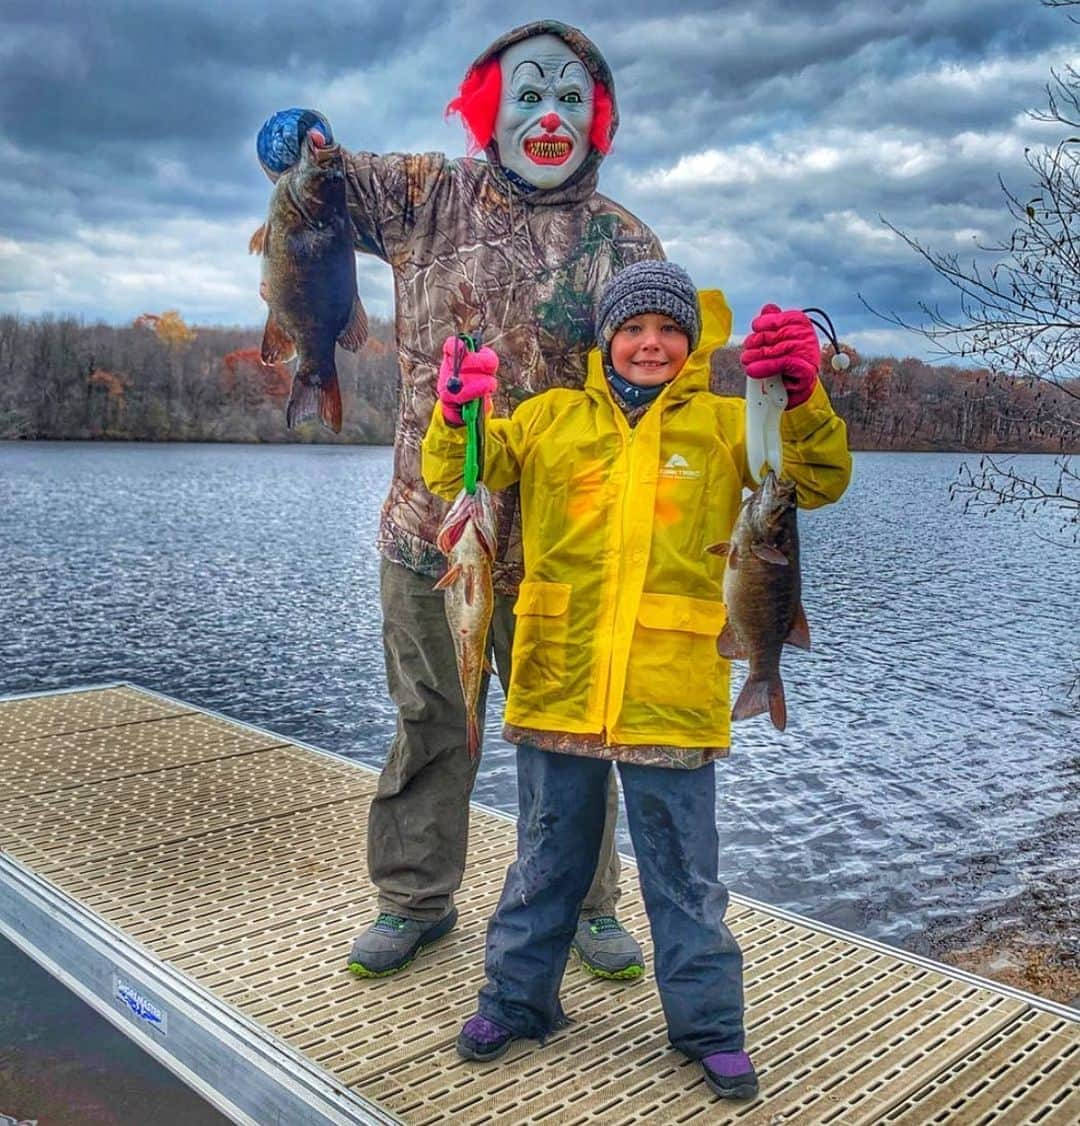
[740,304,820,408]
[256,108,335,182]
[436,337,499,426]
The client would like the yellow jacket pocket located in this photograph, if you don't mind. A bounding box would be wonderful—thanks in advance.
[626,592,726,707]
[511,581,572,701]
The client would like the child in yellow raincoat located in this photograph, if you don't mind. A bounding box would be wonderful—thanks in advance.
[422,260,851,1099]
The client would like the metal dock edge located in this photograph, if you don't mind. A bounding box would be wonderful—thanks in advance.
[0,854,399,1125]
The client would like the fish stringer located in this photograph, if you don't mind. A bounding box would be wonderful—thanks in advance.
[449,333,486,494]
[744,306,845,485]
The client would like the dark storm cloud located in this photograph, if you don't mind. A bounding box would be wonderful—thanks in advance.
[0,0,446,237]
[1,0,442,150]
[0,0,1074,351]
[607,0,1065,159]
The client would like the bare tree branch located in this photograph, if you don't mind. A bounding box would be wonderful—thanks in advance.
[870,2,1080,542]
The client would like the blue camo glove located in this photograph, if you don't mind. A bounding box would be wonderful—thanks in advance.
[256,108,335,181]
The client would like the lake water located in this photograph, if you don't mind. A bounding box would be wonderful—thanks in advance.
[1,441,1077,1121]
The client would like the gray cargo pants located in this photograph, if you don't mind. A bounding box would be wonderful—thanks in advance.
[368,557,622,923]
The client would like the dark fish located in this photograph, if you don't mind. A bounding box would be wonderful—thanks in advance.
[709,471,810,731]
[249,129,367,432]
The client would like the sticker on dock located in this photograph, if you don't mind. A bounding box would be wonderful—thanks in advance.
[113,975,168,1035]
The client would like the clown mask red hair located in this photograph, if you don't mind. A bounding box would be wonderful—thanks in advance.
[447,33,612,190]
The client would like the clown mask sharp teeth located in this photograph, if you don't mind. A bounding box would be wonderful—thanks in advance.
[495,33,596,190]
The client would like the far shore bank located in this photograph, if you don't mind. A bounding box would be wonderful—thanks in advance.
[2,436,1076,456]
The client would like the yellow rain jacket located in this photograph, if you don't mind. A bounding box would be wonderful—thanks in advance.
[422,291,852,759]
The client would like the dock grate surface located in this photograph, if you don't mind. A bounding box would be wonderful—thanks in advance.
[1,685,1076,1125]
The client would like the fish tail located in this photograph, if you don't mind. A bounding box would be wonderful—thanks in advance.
[732,675,787,731]
[286,368,342,434]
[466,713,482,760]
[285,378,318,429]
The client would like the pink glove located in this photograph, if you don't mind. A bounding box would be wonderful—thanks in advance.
[740,304,820,408]
[436,338,499,425]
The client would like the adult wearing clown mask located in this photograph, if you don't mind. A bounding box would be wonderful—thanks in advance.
[258,21,661,979]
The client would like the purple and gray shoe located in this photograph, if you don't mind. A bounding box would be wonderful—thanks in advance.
[702,1049,759,1100]
[456,1014,518,1062]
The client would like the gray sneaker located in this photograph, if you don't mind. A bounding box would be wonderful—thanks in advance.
[571,915,645,980]
[347,907,458,978]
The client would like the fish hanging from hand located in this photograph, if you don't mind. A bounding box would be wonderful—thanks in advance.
[433,337,497,759]
[709,470,810,731]
[250,128,367,432]
[435,482,497,758]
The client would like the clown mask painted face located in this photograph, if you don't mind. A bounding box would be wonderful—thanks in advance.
[495,34,595,190]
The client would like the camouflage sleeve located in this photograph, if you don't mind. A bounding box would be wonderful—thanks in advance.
[640,227,666,263]
[342,150,450,261]
[609,208,666,270]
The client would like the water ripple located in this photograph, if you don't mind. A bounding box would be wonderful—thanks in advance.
[1,443,1076,966]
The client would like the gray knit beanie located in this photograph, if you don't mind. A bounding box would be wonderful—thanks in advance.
[595,260,701,359]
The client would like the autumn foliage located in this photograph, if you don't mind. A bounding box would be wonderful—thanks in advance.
[0,308,1075,450]
[221,348,292,403]
[134,310,198,348]
[86,368,128,398]
[0,311,399,443]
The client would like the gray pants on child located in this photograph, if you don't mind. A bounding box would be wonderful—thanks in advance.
[366,558,622,922]
[478,743,745,1057]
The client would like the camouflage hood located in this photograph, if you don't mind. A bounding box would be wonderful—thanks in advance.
[343,22,661,592]
[467,20,619,207]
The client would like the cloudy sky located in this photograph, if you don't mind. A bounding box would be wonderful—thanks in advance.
[1,0,1074,357]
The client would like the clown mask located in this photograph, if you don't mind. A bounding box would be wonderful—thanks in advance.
[495,34,595,190]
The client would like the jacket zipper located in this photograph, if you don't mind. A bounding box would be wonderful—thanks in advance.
[600,420,636,741]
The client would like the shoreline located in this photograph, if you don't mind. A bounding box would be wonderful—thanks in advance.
[2,434,1077,455]
[938,940,1079,1009]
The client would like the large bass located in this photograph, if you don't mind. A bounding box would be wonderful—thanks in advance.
[250,127,367,432]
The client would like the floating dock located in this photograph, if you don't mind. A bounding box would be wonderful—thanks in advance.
[1,683,1076,1124]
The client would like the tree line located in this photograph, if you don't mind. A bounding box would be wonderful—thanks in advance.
[0,311,399,446]
[713,345,1077,454]
[0,310,1076,453]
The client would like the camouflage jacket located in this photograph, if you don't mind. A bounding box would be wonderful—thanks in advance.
[342,22,663,594]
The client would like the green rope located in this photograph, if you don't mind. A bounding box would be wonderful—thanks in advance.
[456,334,483,495]
[462,399,480,494]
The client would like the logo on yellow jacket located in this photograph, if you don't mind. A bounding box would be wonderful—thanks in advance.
[660,453,701,480]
